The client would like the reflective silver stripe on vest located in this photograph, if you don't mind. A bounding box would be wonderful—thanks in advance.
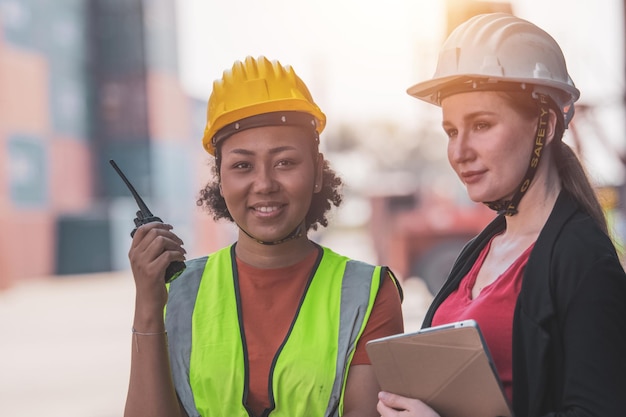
[325,260,377,417]
[165,256,207,417]
[166,256,378,417]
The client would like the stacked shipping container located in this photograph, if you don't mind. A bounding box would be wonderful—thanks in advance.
[0,0,228,287]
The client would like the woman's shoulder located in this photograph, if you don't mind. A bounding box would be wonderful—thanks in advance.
[317,243,376,267]
[554,210,615,256]
[544,208,624,294]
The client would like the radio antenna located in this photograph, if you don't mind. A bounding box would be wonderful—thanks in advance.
[109,159,153,216]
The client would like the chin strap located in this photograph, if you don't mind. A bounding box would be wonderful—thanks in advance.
[239,222,305,246]
[484,94,551,216]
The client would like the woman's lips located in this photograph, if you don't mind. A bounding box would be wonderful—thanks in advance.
[250,204,284,218]
[460,170,486,184]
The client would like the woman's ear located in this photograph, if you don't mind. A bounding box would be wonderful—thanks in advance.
[545,108,558,145]
[314,153,324,193]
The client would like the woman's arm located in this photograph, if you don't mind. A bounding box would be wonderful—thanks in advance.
[344,271,404,416]
[556,256,626,416]
[123,222,187,417]
[343,365,381,417]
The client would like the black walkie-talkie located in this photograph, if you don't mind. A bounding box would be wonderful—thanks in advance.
[109,159,186,283]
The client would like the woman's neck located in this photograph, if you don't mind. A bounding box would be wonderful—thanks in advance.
[503,173,561,238]
[234,234,318,269]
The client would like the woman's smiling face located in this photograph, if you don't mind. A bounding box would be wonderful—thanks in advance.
[218,125,322,243]
[441,91,538,204]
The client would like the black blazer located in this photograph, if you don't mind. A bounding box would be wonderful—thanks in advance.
[423,191,626,417]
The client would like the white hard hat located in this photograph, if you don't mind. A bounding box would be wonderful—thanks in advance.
[407,13,580,126]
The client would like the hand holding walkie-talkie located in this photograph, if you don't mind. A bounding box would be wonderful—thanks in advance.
[109,159,186,283]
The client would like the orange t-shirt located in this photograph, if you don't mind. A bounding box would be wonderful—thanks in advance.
[237,249,404,416]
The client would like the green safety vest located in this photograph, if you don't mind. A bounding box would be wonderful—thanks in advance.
[165,243,385,417]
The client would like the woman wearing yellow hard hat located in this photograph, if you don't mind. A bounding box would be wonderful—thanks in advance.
[377,12,626,417]
[124,55,404,417]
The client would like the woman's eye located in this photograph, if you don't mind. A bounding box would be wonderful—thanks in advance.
[233,161,251,170]
[474,122,490,131]
[445,129,458,138]
[276,159,294,168]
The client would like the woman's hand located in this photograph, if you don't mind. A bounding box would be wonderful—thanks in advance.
[124,222,186,417]
[377,392,441,417]
[129,223,186,315]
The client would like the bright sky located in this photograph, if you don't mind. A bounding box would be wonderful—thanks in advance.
[175,0,625,185]
[174,0,442,124]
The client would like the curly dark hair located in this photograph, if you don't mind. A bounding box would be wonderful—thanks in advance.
[196,144,343,232]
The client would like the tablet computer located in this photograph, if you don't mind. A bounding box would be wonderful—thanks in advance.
[366,319,513,417]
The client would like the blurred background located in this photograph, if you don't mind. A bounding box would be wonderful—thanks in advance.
[0,0,624,415]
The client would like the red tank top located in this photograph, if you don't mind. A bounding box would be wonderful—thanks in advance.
[432,236,534,402]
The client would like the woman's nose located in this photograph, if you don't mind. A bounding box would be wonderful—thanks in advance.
[252,166,279,193]
[448,131,473,163]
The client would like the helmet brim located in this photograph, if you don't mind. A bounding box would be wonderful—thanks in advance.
[407,74,580,108]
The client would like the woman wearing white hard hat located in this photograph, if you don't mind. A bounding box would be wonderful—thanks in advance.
[378,13,626,417]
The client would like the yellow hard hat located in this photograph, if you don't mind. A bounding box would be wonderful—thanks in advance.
[202,56,327,155]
